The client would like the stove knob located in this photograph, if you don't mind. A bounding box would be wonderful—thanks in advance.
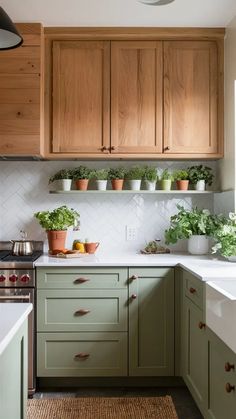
[20,274,30,283]
[9,274,18,283]
[0,274,6,282]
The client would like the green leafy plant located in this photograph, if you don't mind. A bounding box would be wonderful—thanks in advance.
[188,165,213,185]
[160,169,173,181]
[34,206,80,231]
[212,213,236,257]
[108,167,126,180]
[173,169,189,181]
[48,169,72,184]
[165,205,223,245]
[126,166,145,180]
[143,166,158,182]
[72,166,91,180]
[91,168,109,180]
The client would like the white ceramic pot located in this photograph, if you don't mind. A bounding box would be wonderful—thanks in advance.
[128,179,142,191]
[195,180,206,191]
[145,180,156,191]
[58,179,72,191]
[95,180,107,191]
[188,235,209,255]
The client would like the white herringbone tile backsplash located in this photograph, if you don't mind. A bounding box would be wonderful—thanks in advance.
[0,161,217,253]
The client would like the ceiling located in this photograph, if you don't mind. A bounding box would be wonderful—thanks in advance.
[1,0,236,27]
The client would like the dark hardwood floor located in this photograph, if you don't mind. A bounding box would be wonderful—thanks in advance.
[33,386,203,419]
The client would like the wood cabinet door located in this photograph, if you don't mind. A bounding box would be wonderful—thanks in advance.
[52,41,110,154]
[111,41,163,154]
[164,41,219,155]
[129,267,174,376]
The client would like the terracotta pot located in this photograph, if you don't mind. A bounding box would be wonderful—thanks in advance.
[75,179,89,191]
[176,180,189,190]
[111,179,124,190]
[85,242,100,254]
[47,230,67,252]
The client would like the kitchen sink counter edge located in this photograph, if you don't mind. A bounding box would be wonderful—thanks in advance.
[34,252,236,282]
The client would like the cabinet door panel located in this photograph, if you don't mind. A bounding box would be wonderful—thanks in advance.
[111,41,162,154]
[164,41,218,154]
[52,41,110,154]
[129,268,174,376]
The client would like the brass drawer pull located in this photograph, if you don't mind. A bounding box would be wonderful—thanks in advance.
[130,275,138,280]
[189,287,196,294]
[198,322,206,330]
[75,353,90,360]
[75,309,90,316]
[225,362,235,372]
[226,383,235,393]
[74,277,90,284]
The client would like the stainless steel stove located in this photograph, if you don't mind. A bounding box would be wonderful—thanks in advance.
[0,241,43,396]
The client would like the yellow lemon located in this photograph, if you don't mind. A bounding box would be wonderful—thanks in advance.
[75,242,85,253]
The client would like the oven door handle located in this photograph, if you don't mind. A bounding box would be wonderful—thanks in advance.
[0,294,31,301]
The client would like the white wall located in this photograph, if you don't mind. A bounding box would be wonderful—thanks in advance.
[0,161,215,253]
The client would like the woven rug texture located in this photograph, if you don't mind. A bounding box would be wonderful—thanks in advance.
[27,396,178,419]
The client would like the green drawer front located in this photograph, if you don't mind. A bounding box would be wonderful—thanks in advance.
[183,270,203,310]
[37,268,127,289]
[37,332,127,377]
[37,289,128,332]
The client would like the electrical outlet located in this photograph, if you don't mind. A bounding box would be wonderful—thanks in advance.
[126,226,138,241]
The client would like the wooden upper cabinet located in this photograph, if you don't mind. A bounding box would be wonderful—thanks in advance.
[0,23,42,156]
[52,41,110,154]
[164,41,221,156]
[111,41,162,154]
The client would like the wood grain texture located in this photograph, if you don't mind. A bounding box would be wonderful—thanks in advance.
[52,41,110,154]
[0,47,40,74]
[164,41,219,155]
[0,89,40,104]
[111,41,162,154]
[0,135,40,155]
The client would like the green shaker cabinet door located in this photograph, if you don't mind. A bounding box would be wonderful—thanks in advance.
[129,267,174,376]
[182,297,207,413]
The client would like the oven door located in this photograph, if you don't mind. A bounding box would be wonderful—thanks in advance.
[0,289,35,395]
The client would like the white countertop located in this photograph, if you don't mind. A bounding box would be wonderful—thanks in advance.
[35,252,236,281]
[0,303,32,356]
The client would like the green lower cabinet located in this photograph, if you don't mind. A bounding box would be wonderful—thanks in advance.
[0,321,28,419]
[129,267,175,376]
[37,332,127,377]
[207,328,236,419]
[182,296,208,414]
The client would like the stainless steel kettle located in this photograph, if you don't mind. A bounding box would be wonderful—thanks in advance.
[11,231,34,256]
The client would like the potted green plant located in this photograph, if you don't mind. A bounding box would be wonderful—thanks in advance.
[91,168,109,191]
[160,169,173,191]
[173,169,189,191]
[126,166,145,191]
[108,167,126,190]
[188,165,213,191]
[212,213,236,261]
[72,166,91,191]
[48,169,73,191]
[143,166,158,191]
[165,205,223,255]
[34,205,80,252]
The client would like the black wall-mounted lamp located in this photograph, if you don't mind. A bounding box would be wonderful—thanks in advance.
[0,7,23,50]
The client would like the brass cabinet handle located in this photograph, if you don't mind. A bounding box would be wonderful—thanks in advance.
[225,362,235,372]
[225,383,235,393]
[131,294,137,300]
[75,353,90,360]
[130,275,138,280]
[74,309,90,316]
[74,277,90,284]
[189,287,196,294]
[198,322,206,330]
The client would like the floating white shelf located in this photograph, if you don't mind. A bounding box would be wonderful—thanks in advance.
[49,190,216,194]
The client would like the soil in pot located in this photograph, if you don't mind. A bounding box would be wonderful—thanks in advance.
[75,179,89,191]
[47,230,67,252]
[111,179,124,190]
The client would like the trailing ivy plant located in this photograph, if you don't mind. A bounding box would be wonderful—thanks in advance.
[34,206,80,231]
[212,213,236,257]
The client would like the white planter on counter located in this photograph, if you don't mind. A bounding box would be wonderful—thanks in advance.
[188,235,209,255]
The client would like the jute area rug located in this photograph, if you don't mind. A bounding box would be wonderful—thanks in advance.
[28,396,178,419]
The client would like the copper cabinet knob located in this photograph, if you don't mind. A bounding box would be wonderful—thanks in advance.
[131,294,137,300]
[189,287,196,294]
[101,146,108,152]
[225,383,235,393]
[164,146,170,151]
[225,362,235,372]
[74,277,90,284]
[198,322,206,330]
[75,353,90,360]
[111,146,116,151]
[130,275,138,280]
[74,309,90,316]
